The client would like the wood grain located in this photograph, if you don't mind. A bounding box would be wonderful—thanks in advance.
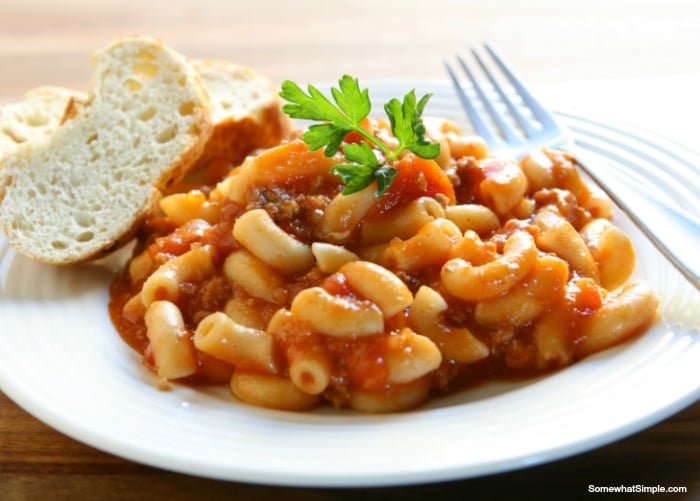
[1,1,699,498]
[2,391,698,499]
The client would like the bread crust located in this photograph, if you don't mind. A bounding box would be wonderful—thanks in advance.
[192,59,291,168]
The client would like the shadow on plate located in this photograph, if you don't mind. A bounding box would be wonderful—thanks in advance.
[0,238,133,301]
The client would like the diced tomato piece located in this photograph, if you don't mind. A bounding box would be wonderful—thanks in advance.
[368,154,456,218]
[343,337,389,391]
[569,278,603,314]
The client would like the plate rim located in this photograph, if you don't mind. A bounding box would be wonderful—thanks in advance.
[1,80,698,487]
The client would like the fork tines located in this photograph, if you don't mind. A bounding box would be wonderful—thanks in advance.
[445,44,557,150]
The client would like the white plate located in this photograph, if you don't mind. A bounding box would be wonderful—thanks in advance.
[1,82,699,487]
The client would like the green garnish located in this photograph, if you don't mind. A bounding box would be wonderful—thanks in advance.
[279,75,440,196]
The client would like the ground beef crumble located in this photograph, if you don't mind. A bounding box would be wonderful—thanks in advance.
[247,185,333,242]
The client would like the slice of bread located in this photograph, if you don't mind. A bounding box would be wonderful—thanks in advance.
[0,86,86,157]
[0,37,213,264]
[192,59,291,170]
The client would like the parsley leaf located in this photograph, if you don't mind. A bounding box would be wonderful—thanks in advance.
[280,75,439,196]
[331,164,376,194]
[374,165,399,195]
[384,92,441,161]
[330,142,383,194]
[343,142,380,168]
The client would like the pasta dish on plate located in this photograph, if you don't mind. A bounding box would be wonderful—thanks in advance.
[108,112,659,413]
[3,38,695,486]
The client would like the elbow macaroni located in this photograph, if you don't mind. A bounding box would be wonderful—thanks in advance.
[233,209,314,274]
[141,244,217,308]
[110,119,658,413]
[144,300,198,382]
[290,286,385,338]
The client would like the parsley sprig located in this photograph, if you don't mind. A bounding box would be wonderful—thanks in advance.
[279,75,440,196]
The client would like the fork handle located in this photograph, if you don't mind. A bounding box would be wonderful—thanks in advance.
[576,158,700,291]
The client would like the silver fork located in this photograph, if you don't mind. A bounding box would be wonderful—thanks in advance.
[445,44,699,291]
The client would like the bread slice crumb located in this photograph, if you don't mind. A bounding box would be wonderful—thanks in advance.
[0,86,86,158]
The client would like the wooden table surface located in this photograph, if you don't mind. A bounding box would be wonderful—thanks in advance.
[1,1,699,499]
